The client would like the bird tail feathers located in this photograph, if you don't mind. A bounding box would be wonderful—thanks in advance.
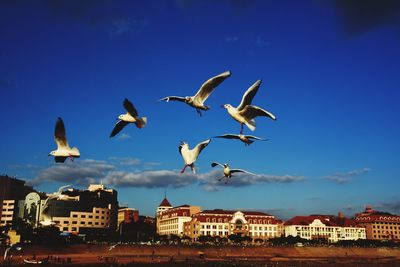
[245,119,256,131]
[71,147,80,156]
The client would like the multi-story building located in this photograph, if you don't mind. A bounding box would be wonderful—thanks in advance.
[0,175,34,225]
[354,205,400,241]
[43,184,118,234]
[284,212,366,243]
[157,204,201,236]
[156,197,172,234]
[183,209,282,241]
[1,200,16,226]
[118,207,139,225]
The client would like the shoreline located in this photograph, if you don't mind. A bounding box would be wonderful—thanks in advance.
[2,244,400,266]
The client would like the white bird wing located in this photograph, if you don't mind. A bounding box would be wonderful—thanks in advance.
[193,139,211,158]
[214,134,240,140]
[237,80,262,111]
[245,135,268,141]
[239,105,276,120]
[57,185,71,195]
[123,98,138,117]
[110,120,129,138]
[230,169,255,175]
[211,162,224,168]
[55,117,69,149]
[158,96,186,103]
[193,71,231,104]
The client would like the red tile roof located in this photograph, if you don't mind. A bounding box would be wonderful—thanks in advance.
[159,198,172,207]
[284,215,359,227]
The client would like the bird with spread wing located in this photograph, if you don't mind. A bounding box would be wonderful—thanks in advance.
[159,71,231,116]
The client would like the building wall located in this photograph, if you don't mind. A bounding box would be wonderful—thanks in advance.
[0,175,33,221]
[284,219,366,242]
[0,200,16,226]
[53,207,111,233]
[184,210,282,240]
[355,216,400,241]
[157,205,201,236]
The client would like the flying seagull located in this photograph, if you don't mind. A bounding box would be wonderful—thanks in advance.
[179,139,211,174]
[109,244,119,251]
[110,98,147,138]
[222,80,276,134]
[49,117,80,163]
[211,162,255,183]
[159,71,231,116]
[214,134,268,146]
[40,185,72,226]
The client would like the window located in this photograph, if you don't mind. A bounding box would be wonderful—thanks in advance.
[81,215,86,218]
[72,214,78,218]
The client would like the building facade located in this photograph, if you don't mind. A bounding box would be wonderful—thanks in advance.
[44,184,119,234]
[354,205,400,241]
[118,207,139,225]
[0,175,34,225]
[284,213,366,243]
[157,204,201,236]
[156,197,172,234]
[183,209,283,241]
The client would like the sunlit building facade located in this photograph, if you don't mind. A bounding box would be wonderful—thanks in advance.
[183,209,283,241]
[157,204,201,236]
[354,205,400,241]
[284,213,366,242]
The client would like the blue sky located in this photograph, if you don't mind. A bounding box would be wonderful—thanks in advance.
[1,0,400,219]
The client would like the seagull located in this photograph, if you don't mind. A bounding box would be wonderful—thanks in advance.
[110,98,147,138]
[211,162,255,183]
[179,139,211,174]
[214,134,268,146]
[49,117,80,163]
[221,80,276,134]
[40,185,72,226]
[159,71,231,116]
[109,244,119,251]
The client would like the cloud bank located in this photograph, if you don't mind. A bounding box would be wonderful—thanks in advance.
[30,158,305,191]
[326,168,371,184]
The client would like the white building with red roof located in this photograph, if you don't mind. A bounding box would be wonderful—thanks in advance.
[157,202,201,236]
[284,212,366,242]
[183,209,283,241]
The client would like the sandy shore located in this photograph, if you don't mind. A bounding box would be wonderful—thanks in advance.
[2,244,400,266]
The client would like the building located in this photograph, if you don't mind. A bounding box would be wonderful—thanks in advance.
[183,209,282,241]
[156,197,173,234]
[0,175,34,226]
[45,184,119,234]
[157,204,201,236]
[118,207,139,225]
[354,205,400,241]
[284,212,366,243]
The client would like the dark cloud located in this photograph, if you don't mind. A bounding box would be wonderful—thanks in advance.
[331,0,400,36]
[30,158,304,191]
[326,168,371,184]
[31,159,113,186]
[378,201,400,213]
[103,170,197,189]
[198,170,305,192]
